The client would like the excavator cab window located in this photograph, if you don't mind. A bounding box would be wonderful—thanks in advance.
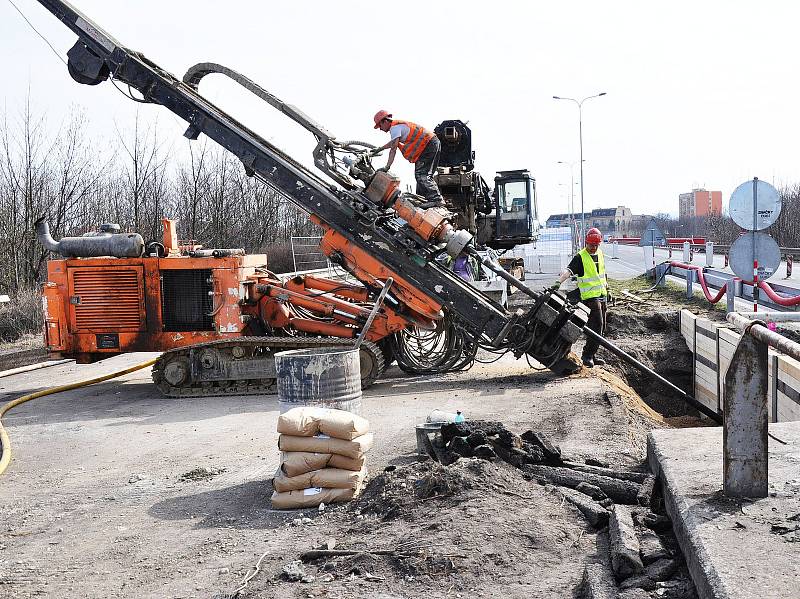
[494,170,537,245]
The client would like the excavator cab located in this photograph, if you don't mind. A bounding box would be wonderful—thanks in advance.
[493,170,539,250]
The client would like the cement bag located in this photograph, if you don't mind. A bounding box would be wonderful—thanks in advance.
[277,406,369,440]
[281,452,366,477]
[270,485,360,509]
[278,432,374,460]
[273,465,367,493]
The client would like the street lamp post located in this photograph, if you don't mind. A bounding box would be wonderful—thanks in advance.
[553,92,607,245]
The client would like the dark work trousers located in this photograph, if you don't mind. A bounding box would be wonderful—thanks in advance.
[582,298,607,359]
[414,136,444,204]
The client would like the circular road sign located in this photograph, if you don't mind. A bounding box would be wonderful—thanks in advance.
[729,232,781,282]
[729,179,781,231]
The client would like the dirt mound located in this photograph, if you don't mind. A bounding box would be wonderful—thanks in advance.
[353,458,518,521]
[602,309,696,418]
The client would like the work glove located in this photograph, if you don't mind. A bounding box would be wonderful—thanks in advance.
[546,282,560,294]
[369,148,383,157]
[377,165,390,173]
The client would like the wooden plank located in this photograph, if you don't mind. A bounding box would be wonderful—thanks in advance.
[696,322,718,337]
[776,392,800,422]
[694,378,717,400]
[777,369,800,397]
[696,345,716,362]
[695,361,716,378]
[696,367,717,387]
[681,310,697,349]
[695,386,717,411]
[778,355,800,380]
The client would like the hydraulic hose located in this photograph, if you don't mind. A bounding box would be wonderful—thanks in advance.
[757,281,800,307]
[670,261,727,304]
[0,357,157,476]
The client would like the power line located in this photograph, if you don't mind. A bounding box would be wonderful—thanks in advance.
[4,0,68,67]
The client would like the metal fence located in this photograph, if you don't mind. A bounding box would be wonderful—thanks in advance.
[506,227,572,274]
[290,236,329,272]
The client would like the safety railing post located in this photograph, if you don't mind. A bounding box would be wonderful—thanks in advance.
[655,262,667,287]
[723,334,769,498]
[686,268,694,299]
[705,242,714,267]
[683,241,690,262]
[786,255,793,279]
[726,280,736,313]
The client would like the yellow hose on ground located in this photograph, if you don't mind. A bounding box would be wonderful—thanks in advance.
[0,358,157,476]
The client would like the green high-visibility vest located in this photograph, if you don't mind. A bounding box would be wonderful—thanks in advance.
[577,248,607,300]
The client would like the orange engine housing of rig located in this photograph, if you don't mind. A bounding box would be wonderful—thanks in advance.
[42,221,413,362]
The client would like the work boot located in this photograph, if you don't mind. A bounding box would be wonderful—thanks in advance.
[582,357,594,368]
[593,357,606,366]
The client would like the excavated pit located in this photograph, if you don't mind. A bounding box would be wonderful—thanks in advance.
[601,309,696,417]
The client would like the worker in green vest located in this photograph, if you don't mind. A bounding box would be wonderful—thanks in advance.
[553,227,608,368]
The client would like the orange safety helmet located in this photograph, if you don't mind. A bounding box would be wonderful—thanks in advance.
[586,227,603,245]
[373,109,392,129]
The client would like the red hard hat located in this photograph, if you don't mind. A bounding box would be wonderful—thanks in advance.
[373,109,392,129]
[586,228,603,245]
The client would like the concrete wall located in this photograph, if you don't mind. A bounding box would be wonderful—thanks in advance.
[680,309,800,422]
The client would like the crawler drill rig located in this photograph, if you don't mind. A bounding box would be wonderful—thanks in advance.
[34,1,590,394]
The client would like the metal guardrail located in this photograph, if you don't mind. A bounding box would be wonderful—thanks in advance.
[657,262,800,312]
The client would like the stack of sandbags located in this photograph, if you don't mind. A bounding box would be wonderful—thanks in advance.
[271,406,373,509]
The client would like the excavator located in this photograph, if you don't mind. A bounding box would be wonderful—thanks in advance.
[33,0,592,399]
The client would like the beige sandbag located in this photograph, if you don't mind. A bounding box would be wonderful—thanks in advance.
[277,407,369,440]
[270,485,360,509]
[280,451,366,477]
[273,465,366,493]
[278,432,373,460]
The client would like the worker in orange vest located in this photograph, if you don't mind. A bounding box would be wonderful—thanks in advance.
[372,110,444,208]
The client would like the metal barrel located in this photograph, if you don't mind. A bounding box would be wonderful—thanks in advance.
[274,347,362,414]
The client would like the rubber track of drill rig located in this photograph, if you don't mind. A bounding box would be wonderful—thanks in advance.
[151,337,385,398]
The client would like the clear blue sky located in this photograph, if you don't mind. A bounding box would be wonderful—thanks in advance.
[2,0,799,222]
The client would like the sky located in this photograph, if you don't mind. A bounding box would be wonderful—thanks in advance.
[2,0,800,222]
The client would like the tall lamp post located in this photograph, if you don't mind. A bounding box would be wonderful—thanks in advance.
[553,93,607,244]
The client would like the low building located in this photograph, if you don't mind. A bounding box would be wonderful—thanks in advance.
[545,212,590,228]
[679,188,722,219]
[547,206,634,237]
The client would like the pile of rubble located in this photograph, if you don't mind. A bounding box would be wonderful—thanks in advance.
[420,419,697,597]
[422,419,654,510]
[578,504,696,597]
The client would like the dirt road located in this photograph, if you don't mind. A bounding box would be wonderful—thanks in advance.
[0,300,699,599]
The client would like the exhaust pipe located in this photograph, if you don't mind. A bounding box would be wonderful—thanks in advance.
[35,218,144,258]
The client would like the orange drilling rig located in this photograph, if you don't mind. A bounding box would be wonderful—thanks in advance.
[35,1,592,398]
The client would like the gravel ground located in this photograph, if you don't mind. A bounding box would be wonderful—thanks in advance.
[0,291,707,599]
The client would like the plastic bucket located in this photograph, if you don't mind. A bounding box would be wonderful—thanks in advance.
[274,347,362,414]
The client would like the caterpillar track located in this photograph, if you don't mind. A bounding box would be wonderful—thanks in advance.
[151,336,385,398]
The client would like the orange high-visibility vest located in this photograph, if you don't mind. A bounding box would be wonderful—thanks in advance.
[391,120,435,163]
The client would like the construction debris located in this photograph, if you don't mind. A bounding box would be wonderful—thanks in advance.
[525,464,642,505]
[578,563,618,599]
[638,529,671,564]
[609,505,644,579]
[552,485,610,528]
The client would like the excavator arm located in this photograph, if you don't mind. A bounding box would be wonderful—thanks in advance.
[34,0,589,373]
